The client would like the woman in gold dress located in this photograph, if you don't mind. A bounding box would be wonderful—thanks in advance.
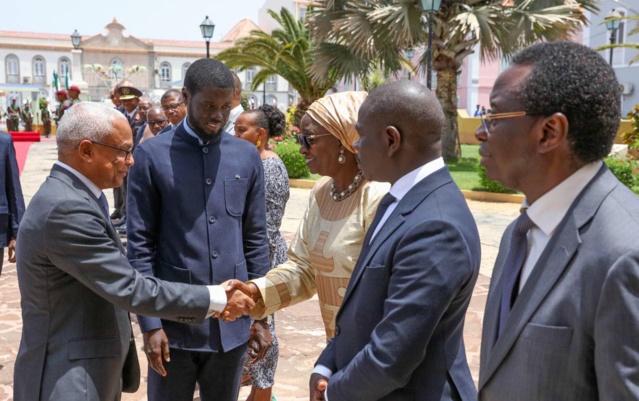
[246,91,389,340]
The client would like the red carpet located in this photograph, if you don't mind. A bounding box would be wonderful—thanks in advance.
[13,141,34,176]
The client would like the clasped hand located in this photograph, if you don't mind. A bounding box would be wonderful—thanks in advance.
[216,279,256,322]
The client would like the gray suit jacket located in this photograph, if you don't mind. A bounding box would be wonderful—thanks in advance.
[14,165,211,401]
[479,166,639,400]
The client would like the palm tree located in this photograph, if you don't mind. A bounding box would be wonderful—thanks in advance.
[309,0,598,162]
[597,15,639,65]
[217,8,340,126]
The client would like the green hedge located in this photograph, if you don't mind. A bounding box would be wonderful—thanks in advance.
[273,140,309,179]
[478,166,515,193]
[604,157,637,188]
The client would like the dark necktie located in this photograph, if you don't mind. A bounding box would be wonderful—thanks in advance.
[498,210,534,336]
[363,192,397,246]
[98,193,110,219]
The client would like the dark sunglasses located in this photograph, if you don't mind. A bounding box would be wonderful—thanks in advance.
[296,134,332,148]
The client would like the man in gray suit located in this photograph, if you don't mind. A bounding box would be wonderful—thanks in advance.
[13,102,255,401]
[477,41,639,400]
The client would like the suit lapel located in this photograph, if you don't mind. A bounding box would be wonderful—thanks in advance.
[338,168,454,316]
[479,166,617,388]
[50,165,124,251]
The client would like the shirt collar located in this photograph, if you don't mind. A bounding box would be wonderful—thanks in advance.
[182,117,209,145]
[524,161,602,236]
[229,105,244,120]
[389,157,445,202]
[55,161,102,199]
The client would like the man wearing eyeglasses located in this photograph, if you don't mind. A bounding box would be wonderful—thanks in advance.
[157,89,187,135]
[477,41,639,401]
[139,106,169,144]
[13,102,257,401]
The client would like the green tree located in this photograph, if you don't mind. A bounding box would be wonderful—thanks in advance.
[309,0,597,162]
[597,15,639,65]
[217,8,340,126]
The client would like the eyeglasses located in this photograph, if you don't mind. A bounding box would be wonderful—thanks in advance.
[161,102,183,112]
[90,141,133,161]
[480,111,528,134]
[147,119,168,126]
[296,134,332,149]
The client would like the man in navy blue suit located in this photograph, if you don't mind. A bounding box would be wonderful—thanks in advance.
[0,131,25,275]
[126,58,270,401]
[310,81,481,401]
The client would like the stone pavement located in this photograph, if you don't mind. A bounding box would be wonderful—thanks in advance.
[0,141,520,401]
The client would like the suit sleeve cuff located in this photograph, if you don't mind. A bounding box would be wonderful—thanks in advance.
[312,364,333,379]
[206,285,227,316]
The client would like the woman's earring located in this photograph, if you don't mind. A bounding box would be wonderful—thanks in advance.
[256,139,262,148]
[338,147,346,164]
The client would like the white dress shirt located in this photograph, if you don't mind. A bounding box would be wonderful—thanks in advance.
[312,157,447,394]
[518,161,602,292]
[224,104,244,135]
[370,157,446,242]
[55,161,227,316]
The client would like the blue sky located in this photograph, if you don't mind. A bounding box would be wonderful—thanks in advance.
[3,0,263,42]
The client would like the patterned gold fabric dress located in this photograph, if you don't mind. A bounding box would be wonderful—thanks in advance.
[251,176,389,340]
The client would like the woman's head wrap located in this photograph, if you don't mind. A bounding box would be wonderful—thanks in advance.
[305,91,368,154]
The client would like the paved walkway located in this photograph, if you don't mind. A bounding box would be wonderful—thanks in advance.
[0,141,521,400]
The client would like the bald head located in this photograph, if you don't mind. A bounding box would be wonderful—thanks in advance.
[355,81,445,184]
[368,80,444,145]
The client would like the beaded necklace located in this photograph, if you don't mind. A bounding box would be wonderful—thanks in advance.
[331,170,364,202]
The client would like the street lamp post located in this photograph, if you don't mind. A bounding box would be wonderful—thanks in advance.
[70,30,81,49]
[200,16,215,59]
[420,0,442,89]
[605,9,622,66]
[405,48,415,80]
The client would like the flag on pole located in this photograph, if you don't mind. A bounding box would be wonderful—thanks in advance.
[65,70,70,90]
[53,71,59,91]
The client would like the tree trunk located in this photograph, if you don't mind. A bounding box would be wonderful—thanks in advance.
[436,68,461,163]
[293,98,312,127]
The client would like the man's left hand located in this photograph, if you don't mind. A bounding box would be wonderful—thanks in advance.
[310,373,328,401]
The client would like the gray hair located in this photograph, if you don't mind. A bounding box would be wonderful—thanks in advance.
[57,102,127,154]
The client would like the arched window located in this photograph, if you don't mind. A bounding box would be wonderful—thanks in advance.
[6,54,20,84]
[266,75,277,91]
[33,56,46,84]
[245,68,256,91]
[111,58,124,80]
[160,62,171,82]
[58,57,71,80]
[182,63,191,79]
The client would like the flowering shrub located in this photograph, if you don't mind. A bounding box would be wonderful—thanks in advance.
[604,156,638,188]
[272,123,309,178]
[621,104,639,150]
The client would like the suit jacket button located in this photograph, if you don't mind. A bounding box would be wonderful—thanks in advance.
[202,147,209,154]
[211,251,218,259]
[205,178,212,185]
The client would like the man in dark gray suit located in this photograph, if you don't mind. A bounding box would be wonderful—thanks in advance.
[477,42,639,400]
[13,102,255,401]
